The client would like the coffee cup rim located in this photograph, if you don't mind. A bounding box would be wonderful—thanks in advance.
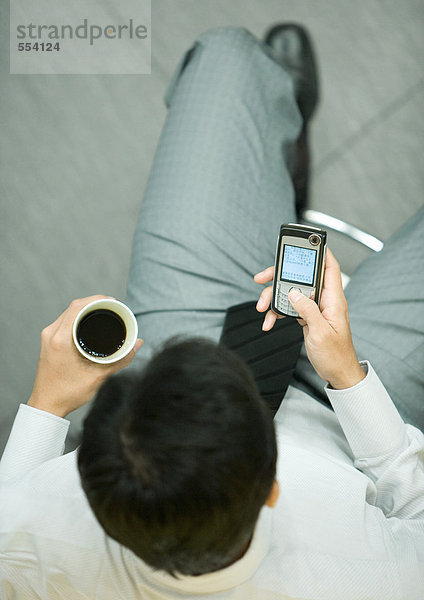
[72,299,138,364]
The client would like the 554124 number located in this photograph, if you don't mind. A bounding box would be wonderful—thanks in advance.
[18,42,60,51]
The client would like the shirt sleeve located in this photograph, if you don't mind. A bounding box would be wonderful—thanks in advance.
[325,361,424,520]
[0,404,70,482]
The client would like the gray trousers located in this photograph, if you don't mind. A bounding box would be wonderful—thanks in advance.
[126,27,424,430]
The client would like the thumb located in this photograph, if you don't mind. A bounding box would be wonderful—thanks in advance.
[288,289,322,327]
[116,338,144,368]
[133,338,144,353]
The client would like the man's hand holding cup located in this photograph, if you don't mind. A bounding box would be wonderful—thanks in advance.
[28,295,143,418]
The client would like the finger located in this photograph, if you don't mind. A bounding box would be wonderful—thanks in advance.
[125,338,144,360]
[262,310,277,331]
[322,249,343,296]
[254,266,274,284]
[61,295,117,329]
[57,295,115,326]
[120,338,144,362]
[288,289,323,328]
[133,338,144,354]
[71,295,116,309]
[105,339,144,373]
[256,286,273,312]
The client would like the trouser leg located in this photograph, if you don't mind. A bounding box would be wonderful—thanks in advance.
[126,27,301,364]
[295,206,424,429]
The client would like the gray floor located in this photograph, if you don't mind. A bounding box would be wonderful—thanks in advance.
[1,0,423,453]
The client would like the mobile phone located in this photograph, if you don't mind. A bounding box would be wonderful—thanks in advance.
[271,223,327,318]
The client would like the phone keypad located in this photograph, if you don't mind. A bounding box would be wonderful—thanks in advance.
[276,292,299,317]
[275,284,312,318]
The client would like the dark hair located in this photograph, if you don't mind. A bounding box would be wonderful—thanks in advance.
[78,337,277,576]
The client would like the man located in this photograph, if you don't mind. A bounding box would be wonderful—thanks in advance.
[1,25,423,600]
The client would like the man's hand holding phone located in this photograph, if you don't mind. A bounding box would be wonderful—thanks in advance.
[254,248,365,390]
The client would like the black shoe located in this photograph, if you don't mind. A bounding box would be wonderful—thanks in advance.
[264,23,319,218]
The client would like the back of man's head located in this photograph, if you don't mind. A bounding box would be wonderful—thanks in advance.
[78,337,277,576]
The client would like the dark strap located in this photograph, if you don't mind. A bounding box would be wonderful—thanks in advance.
[219,301,304,416]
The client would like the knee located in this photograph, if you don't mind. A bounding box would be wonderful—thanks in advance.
[165,27,260,108]
[195,26,263,77]
[165,26,282,110]
[198,26,257,49]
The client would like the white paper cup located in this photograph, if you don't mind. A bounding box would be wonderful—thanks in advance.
[72,299,138,364]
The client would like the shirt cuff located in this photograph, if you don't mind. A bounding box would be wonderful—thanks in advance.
[0,404,70,481]
[324,361,406,459]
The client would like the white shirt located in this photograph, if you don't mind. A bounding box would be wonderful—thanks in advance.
[1,361,423,600]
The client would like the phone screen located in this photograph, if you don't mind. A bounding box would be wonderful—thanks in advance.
[280,244,317,285]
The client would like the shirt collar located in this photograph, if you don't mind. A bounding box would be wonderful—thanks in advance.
[128,505,272,594]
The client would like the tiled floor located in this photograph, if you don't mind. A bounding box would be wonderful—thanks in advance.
[1,0,423,452]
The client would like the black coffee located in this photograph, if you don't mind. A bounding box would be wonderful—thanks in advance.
[77,309,126,358]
